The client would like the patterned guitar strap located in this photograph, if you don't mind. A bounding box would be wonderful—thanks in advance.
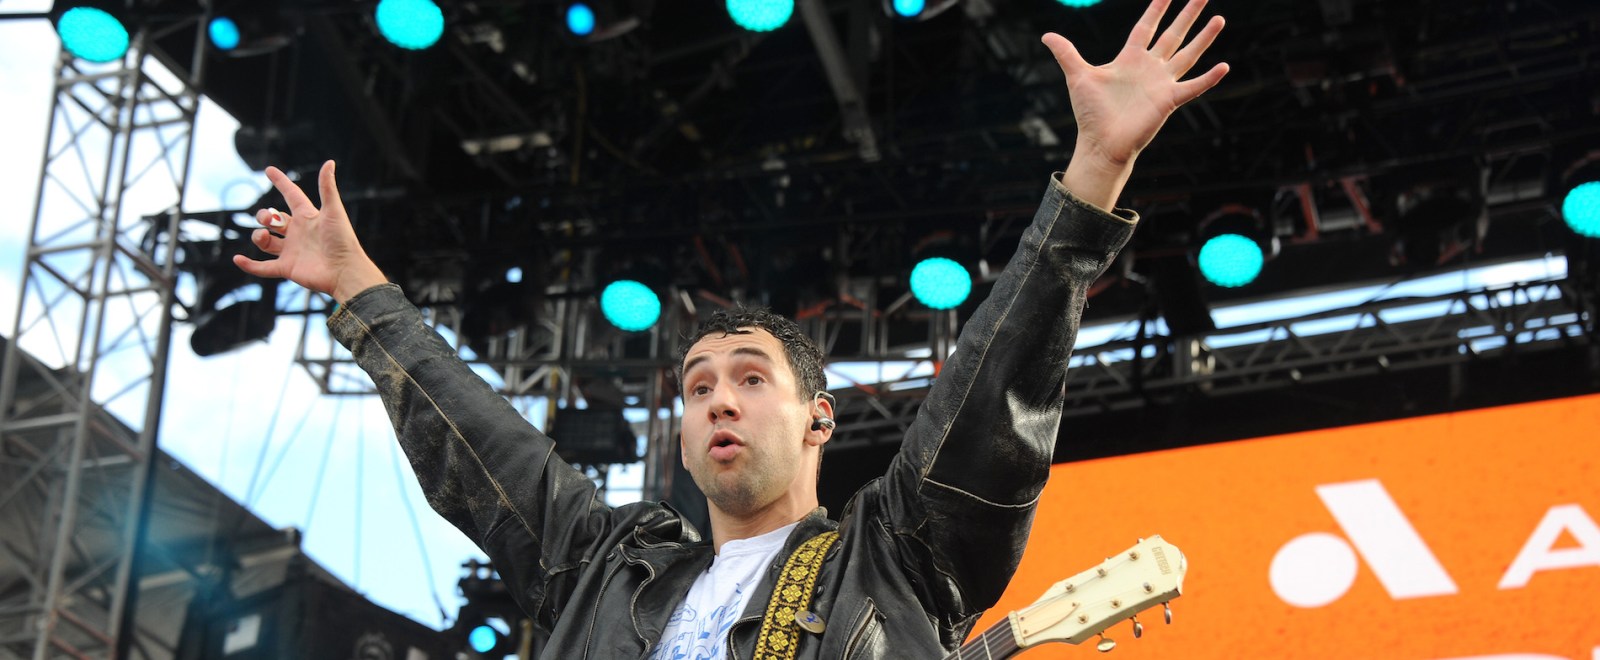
[752,530,840,660]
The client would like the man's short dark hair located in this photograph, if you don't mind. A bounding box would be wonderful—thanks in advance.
[675,305,827,403]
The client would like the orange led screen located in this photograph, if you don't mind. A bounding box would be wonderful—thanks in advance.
[974,393,1600,659]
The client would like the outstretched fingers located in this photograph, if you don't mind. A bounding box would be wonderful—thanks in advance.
[1126,0,1173,51]
[1151,0,1208,60]
[316,160,343,214]
[1168,15,1224,78]
[265,166,318,218]
[1174,61,1230,106]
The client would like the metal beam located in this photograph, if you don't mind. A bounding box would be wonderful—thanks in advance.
[0,20,195,659]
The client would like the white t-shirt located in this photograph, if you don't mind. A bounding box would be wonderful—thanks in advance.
[647,521,798,660]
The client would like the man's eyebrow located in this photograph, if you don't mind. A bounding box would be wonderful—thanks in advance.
[731,346,775,364]
[683,355,709,376]
[682,346,776,377]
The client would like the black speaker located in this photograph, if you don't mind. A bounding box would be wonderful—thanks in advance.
[549,408,639,465]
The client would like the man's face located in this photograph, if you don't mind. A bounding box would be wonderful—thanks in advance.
[679,328,815,516]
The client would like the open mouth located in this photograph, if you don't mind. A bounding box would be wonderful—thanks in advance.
[708,430,743,452]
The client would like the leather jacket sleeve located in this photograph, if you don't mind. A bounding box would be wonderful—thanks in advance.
[327,285,643,623]
[874,174,1136,626]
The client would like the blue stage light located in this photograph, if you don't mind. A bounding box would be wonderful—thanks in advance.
[468,625,497,653]
[601,280,661,332]
[1198,234,1264,288]
[209,17,241,51]
[727,0,792,32]
[892,0,926,18]
[1056,0,1103,7]
[375,0,444,50]
[566,3,596,37]
[1563,181,1600,239]
[57,7,129,63]
[910,257,971,310]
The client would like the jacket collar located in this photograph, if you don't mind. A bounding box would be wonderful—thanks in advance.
[620,507,840,649]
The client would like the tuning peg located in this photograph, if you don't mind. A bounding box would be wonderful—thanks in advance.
[1163,602,1173,625]
[1132,617,1143,639]
[1096,634,1117,653]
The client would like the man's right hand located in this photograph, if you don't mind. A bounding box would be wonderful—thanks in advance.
[232,160,388,304]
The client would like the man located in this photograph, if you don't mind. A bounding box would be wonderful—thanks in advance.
[234,1,1228,656]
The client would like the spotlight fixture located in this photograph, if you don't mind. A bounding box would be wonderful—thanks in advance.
[162,213,281,357]
[884,0,960,21]
[561,1,642,42]
[1196,204,1278,288]
[207,3,292,57]
[908,231,977,310]
[375,0,444,50]
[1560,150,1600,239]
[727,0,792,32]
[52,4,130,63]
[600,280,661,332]
[910,257,972,310]
[565,3,595,36]
[208,16,240,51]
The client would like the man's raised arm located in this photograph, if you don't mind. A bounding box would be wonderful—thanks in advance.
[233,161,627,626]
[871,0,1228,631]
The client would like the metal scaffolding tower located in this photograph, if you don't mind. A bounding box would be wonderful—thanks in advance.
[0,22,201,659]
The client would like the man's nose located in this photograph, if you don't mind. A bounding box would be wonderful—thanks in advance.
[706,387,739,422]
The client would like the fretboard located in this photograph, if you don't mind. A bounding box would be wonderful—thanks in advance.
[944,619,1024,660]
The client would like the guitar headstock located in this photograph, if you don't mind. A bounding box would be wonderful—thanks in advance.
[1006,535,1186,652]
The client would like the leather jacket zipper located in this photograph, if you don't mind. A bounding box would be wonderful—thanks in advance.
[725,614,761,660]
[842,599,879,659]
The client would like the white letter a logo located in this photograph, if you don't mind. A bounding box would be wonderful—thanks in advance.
[1498,504,1600,590]
[1271,479,1457,607]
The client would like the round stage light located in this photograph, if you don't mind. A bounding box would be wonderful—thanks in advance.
[1563,181,1600,239]
[468,625,497,653]
[892,0,926,18]
[601,280,661,332]
[910,257,972,310]
[209,17,241,51]
[566,3,596,37]
[727,0,792,32]
[1198,233,1264,288]
[57,7,129,63]
[375,0,444,50]
[1056,0,1103,6]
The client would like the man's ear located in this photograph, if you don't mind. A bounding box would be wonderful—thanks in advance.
[805,397,834,447]
[680,433,690,469]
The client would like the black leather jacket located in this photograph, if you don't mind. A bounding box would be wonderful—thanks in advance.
[328,175,1135,658]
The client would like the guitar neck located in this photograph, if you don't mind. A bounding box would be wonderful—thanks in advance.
[945,619,1024,660]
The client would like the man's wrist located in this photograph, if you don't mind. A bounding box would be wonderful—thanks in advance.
[333,263,388,304]
[1062,142,1137,212]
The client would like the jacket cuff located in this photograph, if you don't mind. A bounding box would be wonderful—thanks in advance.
[1049,171,1139,225]
[327,282,407,348]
